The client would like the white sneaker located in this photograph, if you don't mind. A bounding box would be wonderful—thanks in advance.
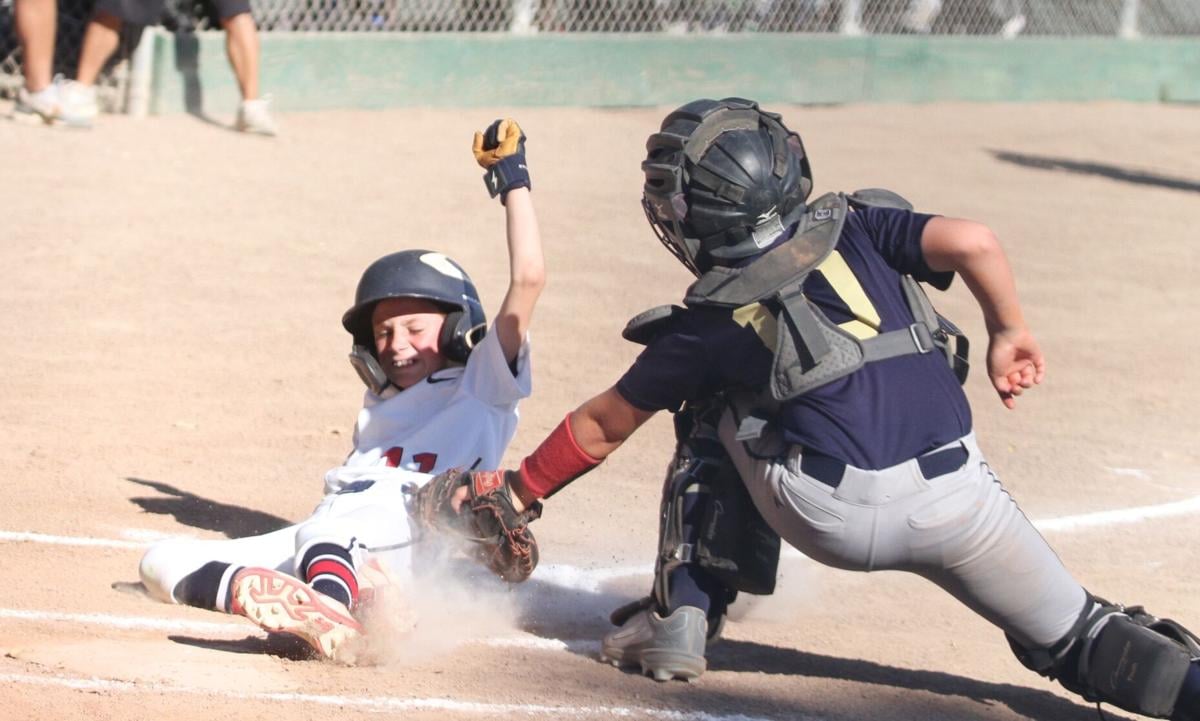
[235,96,277,136]
[12,82,60,125]
[58,81,98,129]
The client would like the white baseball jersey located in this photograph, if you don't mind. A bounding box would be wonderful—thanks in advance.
[139,325,531,605]
[323,323,531,494]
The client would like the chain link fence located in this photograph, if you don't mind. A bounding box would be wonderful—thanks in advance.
[198,0,1200,34]
[5,0,1200,108]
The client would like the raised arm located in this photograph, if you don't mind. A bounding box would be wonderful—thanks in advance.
[493,187,545,365]
[921,216,1044,409]
[473,119,545,366]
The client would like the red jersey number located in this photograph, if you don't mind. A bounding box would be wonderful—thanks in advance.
[383,447,438,473]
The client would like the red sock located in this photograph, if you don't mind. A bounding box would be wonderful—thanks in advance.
[301,543,359,608]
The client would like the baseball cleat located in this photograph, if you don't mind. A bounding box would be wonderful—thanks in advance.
[231,567,364,663]
[600,605,707,682]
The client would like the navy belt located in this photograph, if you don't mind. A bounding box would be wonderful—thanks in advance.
[800,444,969,489]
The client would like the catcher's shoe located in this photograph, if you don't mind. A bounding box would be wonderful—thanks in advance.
[601,605,707,682]
[611,595,727,644]
[231,567,364,663]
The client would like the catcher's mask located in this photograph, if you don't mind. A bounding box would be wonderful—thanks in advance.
[342,250,487,393]
[642,97,813,276]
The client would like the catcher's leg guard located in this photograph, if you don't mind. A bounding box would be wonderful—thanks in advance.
[658,402,780,599]
[603,402,783,682]
[607,459,733,643]
[1009,594,1200,719]
[612,401,781,635]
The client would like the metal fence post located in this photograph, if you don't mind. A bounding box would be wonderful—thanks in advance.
[1119,0,1140,38]
[511,0,537,33]
[841,0,864,35]
[124,26,157,117]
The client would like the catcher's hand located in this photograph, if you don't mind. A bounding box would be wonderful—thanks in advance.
[413,468,543,583]
[472,118,530,202]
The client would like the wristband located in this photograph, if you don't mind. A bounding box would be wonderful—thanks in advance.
[516,414,601,503]
[484,154,531,204]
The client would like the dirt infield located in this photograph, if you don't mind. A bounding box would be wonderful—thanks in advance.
[1,101,1198,721]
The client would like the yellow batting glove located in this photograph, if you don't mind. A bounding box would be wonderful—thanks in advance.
[473,119,526,169]
[473,118,531,202]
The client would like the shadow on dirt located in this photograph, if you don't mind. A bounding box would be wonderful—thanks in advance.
[169,634,316,660]
[125,476,294,537]
[990,150,1200,193]
[706,639,1133,721]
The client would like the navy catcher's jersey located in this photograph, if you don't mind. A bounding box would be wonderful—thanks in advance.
[616,206,972,470]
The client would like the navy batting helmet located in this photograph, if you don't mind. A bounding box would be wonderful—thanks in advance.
[342,250,487,365]
[642,98,813,276]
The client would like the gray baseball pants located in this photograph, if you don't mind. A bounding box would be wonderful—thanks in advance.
[719,413,1088,650]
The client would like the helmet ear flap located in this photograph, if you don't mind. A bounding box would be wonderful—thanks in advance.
[438,310,487,364]
[439,310,467,363]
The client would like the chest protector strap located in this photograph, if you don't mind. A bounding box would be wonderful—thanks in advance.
[625,189,969,404]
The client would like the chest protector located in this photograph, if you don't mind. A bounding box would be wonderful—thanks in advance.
[625,189,969,401]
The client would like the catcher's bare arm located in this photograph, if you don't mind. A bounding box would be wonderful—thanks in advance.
[444,386,655,518]
[921,216,1043,410]
[504,387,654,509]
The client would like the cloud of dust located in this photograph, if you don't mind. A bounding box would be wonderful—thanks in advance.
[335,548,825,665]
[726,554,824,626]
[353,556,520,667]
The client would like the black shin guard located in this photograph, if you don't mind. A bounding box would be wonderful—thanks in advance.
[1088,614,1193,717]
[1010,595,1200,719]
[654,402,780,603]
[610,400,779,642]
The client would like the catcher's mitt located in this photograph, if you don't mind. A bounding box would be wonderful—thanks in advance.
[413,468,543,583]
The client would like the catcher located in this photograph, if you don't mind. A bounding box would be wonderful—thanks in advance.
[427,98,1200,721]
[137,118,544,662]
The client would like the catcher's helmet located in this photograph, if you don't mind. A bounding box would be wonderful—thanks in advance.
[642,97,813,276]
[342,250,487,364]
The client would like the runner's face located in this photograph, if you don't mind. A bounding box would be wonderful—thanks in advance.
[371,298,448,389]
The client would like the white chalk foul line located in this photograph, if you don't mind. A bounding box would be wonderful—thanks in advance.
[0,606,596,655]
[0,672,781,721]
[1,493,1198,590]
[0,530,145,549]
[0,607,253,636]
[1032,494,1200,532]
[536,562,654,592]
